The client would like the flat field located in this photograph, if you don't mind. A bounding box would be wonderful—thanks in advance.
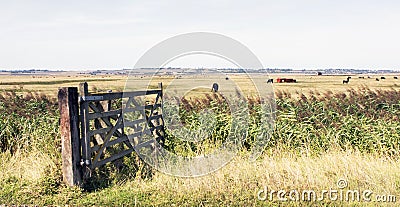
[1,73,399,96]
[1,73,400,206]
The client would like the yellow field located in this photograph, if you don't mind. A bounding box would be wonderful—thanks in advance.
[1,73,399,97]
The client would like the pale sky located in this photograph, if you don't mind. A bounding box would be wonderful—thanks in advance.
[0,0,399,70]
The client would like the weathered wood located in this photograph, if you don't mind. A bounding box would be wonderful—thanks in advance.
[133,139,158,150]
[157,83,165,145]
[123,103,162,113]
[88,126,112,137]
[127,125,163,140]
[88,108,122,120]
[60,81,166,185]
[61,82,165,182]
[93,95,112,145]
[91,115,124,166]
[94,101,106,146]
[91,134,129,153]
[87,102,127,139]
[93,148,134,168]
[58,87,82,186]
[149,114,163,122]
[79,82,91,168]
[81,90,161,101]
[124,118,147,128]
[145,92,161,128]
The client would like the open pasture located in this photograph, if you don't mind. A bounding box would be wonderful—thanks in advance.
[1,72,400,206]
[1,73,399,96]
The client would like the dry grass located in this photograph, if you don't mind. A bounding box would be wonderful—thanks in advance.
[1,148,399,206]
[1,73,400,97]
[0,149,58,182]
[76,149,400,206]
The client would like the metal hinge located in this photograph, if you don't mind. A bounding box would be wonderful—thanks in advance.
[79,96,104,102]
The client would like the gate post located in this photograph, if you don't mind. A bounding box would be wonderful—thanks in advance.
[58,87,82,186]
[79,82,91,176]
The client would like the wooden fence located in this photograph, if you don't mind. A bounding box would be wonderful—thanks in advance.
[58,82,164,186]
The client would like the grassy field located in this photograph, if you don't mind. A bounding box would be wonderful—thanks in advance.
[1,73,400,206]
[1,73,399,96]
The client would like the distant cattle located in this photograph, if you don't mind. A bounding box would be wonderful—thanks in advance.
[267,79,273,83]
[211,83,219,92]
[317,72,323,76]
[394,77,398,79]
[376,78,380,81]
[381,77,386,79]
[368,76,371,79]
[225,77,229,80]
[358,76,365,79]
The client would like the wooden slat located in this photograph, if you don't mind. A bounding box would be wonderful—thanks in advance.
[88,109,122,120]
[153,103,162,109]
[91,132,164,157]
[79,82,91,167]
[149,114,163,121]
[91,134,128,152]
[87,102,134,150]
[127,125,163,138]
[90,120,124,136]
[123,105,146,113]
[124,118,146,128]
[123,104,162,113]
[124,96,135,109]
[133,139,156,150]
[94,101,109,146]
[145,92,161,129]
[88,104,123,130]
[129,98,148,118]
[88,126,112,137]
[77,82,164,172]
[127,129,152,140]
[83,90,161,102]
[124,114,161,128]
[123,90,161,97]
[91,115,124,167]
[88,102,102,114]
[125,125,163,146]
[87,120,123,138]
[93,148,134,168]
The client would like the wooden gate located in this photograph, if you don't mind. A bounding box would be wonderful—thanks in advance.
[58,82,164,186]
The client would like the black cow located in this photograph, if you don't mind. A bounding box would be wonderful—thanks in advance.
[267,79,273,83]
[211,83,219,92]
[343,77,350,84]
